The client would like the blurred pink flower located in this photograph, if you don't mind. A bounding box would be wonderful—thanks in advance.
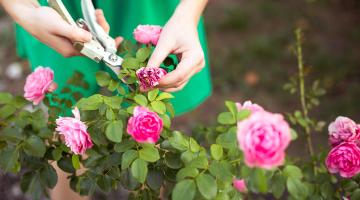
[56,107,93,155]
[237,111,291,169]
[136,67,167,90]
[233,179,247,193]
[127,106,163,144]
[236,100,264,113]
[326,142,360,178]
[24,67,57,105]
[133,25,162,45]
[328,116,359,147]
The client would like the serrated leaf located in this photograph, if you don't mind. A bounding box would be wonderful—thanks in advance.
[151,101,166,114]
[134,94,148,106]
[139,145,160,163]
[148,89,159,102]
[172,179,196,200]
[210,144,223,160]
[156,92,174,101]
[131,159,148,183]
[122,150,138,170]
[196,174,217,199]
[105,120,123,143]
[72,155,81,170]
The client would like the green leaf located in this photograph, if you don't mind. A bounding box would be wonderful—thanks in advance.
[271,172,286,199]
[237,110,251,121]
[151,101,166,114]
[139,145,160,163]
[156,92,174,101]
[169,131,189,151]
[320,182,333,199]
[0,105,16,119]
[165,153,182,169]
[106,108,115,120]
[147,170,163,190]
[196,174,218,199]
[284,165,303,179]
[290,128,298,141]
[172,179,196,200]
[210,144,223,160]
[122,57,140,69]
[0,146,19,173]
[122,150,138,170]
[103,96,123,109]
[134,94,148,106]
[136,47,152,62]
[216,128,237,149]
[107,79,119,92]
[105,120,123,143]
[217,112,236,125]
[114,140,136,153]
[189,138,201,152]
[252,168,268,193]
[40,165,58,189]
[23,135,46,157]
[209,161,232,181]
[131,158,148,183]
[51,147,63,161]
[225,101,238,117]
[58,157,75,173]
[0,92,13,104]
[160,114,171,128]
[76,94,103,110]
[72,155,81,170]
[287,177,308,199]
[148,89,159,102]
[351,189,360,200]
[187,156,208,169]
[96,71,111,87]
[176,167,199,181]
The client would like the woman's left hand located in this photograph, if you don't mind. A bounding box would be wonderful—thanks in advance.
[146,0,208,92]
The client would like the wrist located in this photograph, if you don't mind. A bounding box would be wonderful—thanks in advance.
[174,0,208,27]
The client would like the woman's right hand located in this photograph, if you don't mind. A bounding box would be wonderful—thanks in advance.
[1,0,121,57]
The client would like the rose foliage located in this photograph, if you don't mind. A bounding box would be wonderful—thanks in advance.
[0,26,359,200]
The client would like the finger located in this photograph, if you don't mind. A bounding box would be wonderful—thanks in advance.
[162,81,188,92]
[95,9,110,34]
[46,34,82,57]
[115,36,124,48]
[158,56,199,88]
[147,39,173,68]
[55,21,92,43]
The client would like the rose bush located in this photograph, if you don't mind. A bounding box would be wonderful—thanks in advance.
[0,27,359,200]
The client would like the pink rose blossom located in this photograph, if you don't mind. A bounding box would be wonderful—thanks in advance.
[328,116,359,147]
[56,107,93,155]
[233,179,247,193]
[326,142,360,178]
[237,111,291,169]
[127,106,163,144]
[136,67,167,90]
[133,25,162,45]
[236,101,264,113]
[24,67,57,105]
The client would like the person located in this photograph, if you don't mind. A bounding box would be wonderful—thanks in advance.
[0,0,211,199]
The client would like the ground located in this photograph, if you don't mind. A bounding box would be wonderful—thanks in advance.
[0,0,359,199]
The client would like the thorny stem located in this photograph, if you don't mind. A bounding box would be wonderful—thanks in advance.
[295,28,317,174]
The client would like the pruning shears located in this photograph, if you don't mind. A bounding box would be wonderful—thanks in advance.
[48,0,123,76]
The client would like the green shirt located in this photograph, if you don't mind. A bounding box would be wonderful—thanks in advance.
[16,0,212,115]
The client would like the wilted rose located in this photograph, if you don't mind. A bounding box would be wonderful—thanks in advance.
[328,116,359,147]
[136,67,167,90]
[133,25,162,45]
[127,106,163,144]
[326,142,360,178]
[236,100,264,113]
[56,107,93,155]
[237,111,291,169]
[24,67,57,105]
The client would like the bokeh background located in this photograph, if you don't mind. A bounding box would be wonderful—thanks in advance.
[0,0,359,199]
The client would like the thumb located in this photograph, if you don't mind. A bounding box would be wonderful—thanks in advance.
[147,40,172,68]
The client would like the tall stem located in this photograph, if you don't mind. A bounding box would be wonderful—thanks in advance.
[295,29,316,169]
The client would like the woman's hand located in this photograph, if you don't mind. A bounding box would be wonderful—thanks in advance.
[147,0,208,92]
[1,0,121,58]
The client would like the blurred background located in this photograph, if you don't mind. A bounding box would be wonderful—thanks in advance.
[0,0,359,199]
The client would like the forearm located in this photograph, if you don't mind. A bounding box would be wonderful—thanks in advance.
[174,0,209,27]
[0,0,39,24]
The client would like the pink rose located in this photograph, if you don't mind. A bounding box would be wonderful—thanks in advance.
[56,107,93,155]
[24,67,57,105]
[233,179,247,193]
[133,25,162,45]
[328,116,359,147]
[237,111,291,169]
[236,101,264,113]
[136,67,167,90]
[326,142,360,178]
[127,106,163,144]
